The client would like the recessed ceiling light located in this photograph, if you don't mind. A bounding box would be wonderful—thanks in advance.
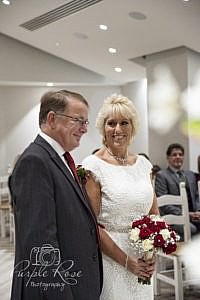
[183,0,190,2]
[129,11,147,20]
[114,67,122,73]
[2,0,11,5]
[47,82,54,87]
[108,48,117,54]
[99,24,108,31]
[55,42,60,46]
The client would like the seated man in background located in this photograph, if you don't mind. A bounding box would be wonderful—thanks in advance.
[155,143,200,240]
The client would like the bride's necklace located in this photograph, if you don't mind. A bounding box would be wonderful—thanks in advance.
[106,147,128,165]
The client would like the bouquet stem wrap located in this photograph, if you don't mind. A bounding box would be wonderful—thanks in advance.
[138,250,154,285]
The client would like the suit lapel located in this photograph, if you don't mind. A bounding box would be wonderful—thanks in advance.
[52,155,84,196]
[51,153,100,231]
[34,135,94,214]
[184,172,196,210]
[167,167,197,210]
[167,167,180,188]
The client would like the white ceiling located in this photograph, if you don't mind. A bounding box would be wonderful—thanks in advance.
[0,0,200,84]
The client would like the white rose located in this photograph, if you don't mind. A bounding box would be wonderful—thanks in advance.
[150,215,163,222]
[160,229,171,240]
[142,239,154,251]
[129,228,140,242]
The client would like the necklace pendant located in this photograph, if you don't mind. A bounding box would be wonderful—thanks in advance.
[106,146,128,165]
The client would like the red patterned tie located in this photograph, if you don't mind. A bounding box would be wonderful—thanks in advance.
[64,152,79,183]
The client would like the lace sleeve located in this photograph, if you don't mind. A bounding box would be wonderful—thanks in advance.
[138,155,153,174]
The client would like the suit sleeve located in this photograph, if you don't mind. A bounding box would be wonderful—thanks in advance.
[10,154,74,299]
[155,172,182,216]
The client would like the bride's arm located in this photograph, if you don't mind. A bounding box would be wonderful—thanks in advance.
[149,192,160,215]
[99,228,155,278]
[149,173,160,215]
[85,176,154,279]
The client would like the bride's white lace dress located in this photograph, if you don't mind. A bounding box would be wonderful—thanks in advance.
[82,154,154,300]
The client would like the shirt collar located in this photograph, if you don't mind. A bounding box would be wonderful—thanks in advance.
[168,165,183,173]
[39,131,65,157]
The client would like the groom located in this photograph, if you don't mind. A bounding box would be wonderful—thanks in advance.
[9,90,103,300]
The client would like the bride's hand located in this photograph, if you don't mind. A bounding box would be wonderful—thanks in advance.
[126,255,155,279]
[142,255,156,276]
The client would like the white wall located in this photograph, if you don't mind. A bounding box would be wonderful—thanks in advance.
[0,33,117,85]
[0,34,123,174]
[0,85,122,174]
[122,79,148,155]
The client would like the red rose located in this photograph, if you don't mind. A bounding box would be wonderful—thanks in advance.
[139,227,152,239]
[132,219,143,228]
[148,223,160,233]
[153,234,165,247]
[163,243,177,254]
[156,221,167,230]
[142,216,151,224]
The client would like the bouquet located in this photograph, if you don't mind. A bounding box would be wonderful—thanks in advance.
[129,214,180,284]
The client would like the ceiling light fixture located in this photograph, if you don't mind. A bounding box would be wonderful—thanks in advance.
[108,48,117,54]
[99,24,108,31]
[55,42,60,46]
[114,67,122,73]
[47,82,54,87]
[74,32,88,39]
[129,11,147,20]
[2,0,11,5]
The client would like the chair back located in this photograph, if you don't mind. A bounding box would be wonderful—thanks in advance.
[0,175,10,203]
[198,180,200,200]
[0,175,9,188]
[157,182,191,243]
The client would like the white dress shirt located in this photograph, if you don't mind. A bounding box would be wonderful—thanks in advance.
[39,131,74,177]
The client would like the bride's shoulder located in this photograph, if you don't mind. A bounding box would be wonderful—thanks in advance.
[82,150,105,167]
[95,148,111,164]
[128,153,137,165]
[136,154,153,170]
[82,154,94,163]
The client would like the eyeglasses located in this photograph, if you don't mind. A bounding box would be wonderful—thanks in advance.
[55,112,89,127]
[105,120,130,128]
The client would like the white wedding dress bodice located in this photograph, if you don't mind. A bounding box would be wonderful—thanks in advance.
[82,154,154,300]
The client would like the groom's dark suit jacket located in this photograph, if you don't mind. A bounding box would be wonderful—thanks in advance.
[155,167,200,215]
[9,135,103,300]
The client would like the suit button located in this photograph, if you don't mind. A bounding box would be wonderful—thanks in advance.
[92,254,97,261]
[90,228,95,235]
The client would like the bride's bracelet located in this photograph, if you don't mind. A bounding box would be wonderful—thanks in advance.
[125,254,129,269]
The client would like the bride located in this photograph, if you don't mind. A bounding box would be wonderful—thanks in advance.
[82,94,159,300]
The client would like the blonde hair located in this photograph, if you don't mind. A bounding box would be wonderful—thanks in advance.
[96,94,139,144]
